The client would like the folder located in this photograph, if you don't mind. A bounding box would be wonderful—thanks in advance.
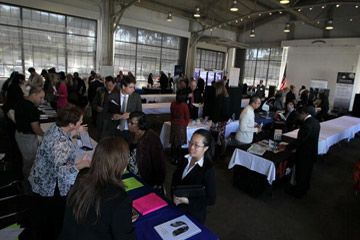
[123,177,144,192]
[133,193,168,215]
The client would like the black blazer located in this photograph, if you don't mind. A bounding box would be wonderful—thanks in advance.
[171,158,216,223]
[288,116,320,163]
[59,185,135,240]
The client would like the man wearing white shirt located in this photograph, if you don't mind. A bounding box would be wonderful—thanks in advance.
[235,96,262,144]
[112,76,142,141]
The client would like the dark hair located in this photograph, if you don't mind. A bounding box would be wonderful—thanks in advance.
[249,96,261,104]
[67,137,129,223]
[192,129,215,163]
[129,111,148,131]
[105,76,115,83]
[28,67,35,73]
[74,72,79,77]
[11,73,25,85]
[120,75,136,88]
[41,69,47,75]
[29,86,44,95]
[56,106,83,127]
[297,105,315,116]
[175,90,187,103]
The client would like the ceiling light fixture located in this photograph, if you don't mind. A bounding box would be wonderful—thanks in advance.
[230,0,239,12]
[297,8,302,12]
[336,4,340,8]
[325,19,334,30]
[356,5,359,9]
[235,19,239,23]
[309,7,313,11]
[321,5,326,9]
[193,7,201,18]
[249,28,256,38]
[167,12,172,22]
[269,12,272,15]
[350,18,353,22]
[279,11,283,14]
[279,0,290,4]
[284,23,291,33]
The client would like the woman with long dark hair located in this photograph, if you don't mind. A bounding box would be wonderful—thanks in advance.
[60,137,135,240]
[171,129,216,223]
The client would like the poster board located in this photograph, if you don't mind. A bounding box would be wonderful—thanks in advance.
[310,79,328,89]
[99,65,114,77]
[229,67,240,87]
[333,72,355,112]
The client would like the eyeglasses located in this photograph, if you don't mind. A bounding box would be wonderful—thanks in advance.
[188,141,205,149]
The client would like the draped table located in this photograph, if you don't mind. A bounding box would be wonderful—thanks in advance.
[283,116,360,154]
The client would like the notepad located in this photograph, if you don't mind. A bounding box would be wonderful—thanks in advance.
[123,177,144,192]
[133,193,168,215]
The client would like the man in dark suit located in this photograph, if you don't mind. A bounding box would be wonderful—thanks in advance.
[281,105,320,198]
[112,76,142,142]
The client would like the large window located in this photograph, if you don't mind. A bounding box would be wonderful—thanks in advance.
[243,48,282,87]
[0,3,96,78]
[114,25,181,86]
[196,48,225,70]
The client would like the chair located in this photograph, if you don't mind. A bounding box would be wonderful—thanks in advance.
[0,181,27,230]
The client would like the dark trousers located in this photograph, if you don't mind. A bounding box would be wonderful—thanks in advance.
[294,159,314,195]
[30,186,66,240]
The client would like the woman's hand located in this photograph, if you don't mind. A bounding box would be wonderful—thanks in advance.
[173,195,189,205]
[78,124,88,133]
[76,154,91,170]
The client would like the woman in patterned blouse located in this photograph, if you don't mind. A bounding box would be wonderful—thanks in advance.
[28,105,91,240]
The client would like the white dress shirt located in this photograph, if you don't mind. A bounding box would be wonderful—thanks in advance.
[235,105,257,144]
[182,154,204,179]
[120,93,129,130]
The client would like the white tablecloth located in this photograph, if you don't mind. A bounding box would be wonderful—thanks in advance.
[228,148,276,184]
[160,121,212,148]
[142,103,171,115]
[283,116,360,154]
[141,94,176,103]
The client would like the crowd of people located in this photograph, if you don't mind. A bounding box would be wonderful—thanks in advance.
[0,66,327,239]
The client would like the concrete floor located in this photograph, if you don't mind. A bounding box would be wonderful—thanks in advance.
[162,137,360,240]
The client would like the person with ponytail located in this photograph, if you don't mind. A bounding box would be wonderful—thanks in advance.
[60,137,135,240]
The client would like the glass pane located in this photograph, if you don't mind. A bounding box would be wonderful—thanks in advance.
[0,4,20,26]
[22,8,65,32]
[23,29,66,76]
[115,25,137,42]
[269,48,283,61]
[67,35,96,75]
[0,26,22,77]
[161,48,179,60]
[67,16,96,37]
[114,41,136,75]
[257,48,271,61]
[138,29,162,46]
[162,34,180,49]
[246,49,257,60]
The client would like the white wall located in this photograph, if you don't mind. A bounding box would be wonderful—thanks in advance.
[283,38,360,109]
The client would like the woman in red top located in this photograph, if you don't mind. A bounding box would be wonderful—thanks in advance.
[56,72,68,110]
[170,90,190,164]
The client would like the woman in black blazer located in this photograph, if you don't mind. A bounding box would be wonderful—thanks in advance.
[171,129,216,223]
[59,137,135,240]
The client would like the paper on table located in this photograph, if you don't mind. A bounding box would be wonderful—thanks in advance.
[133,193,168,215]
[123,177,144,192]
[154,215,201,240]
[247,143,267,156]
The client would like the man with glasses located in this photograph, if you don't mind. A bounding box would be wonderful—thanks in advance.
[235,96,262,144]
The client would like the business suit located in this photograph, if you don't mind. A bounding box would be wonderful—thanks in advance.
[113,91,142,141]
[171,158,216,223]
[288,116,320,196]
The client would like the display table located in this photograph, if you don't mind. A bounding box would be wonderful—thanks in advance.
[283,116,360,154]
[142,102,171,115]
[141,94,175,103]
[124,173,218,240]
[160,121,212,148]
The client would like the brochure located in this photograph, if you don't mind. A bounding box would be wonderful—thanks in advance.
[154,215,201,240]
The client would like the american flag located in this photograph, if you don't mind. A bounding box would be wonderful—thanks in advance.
[279,64,287,90]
